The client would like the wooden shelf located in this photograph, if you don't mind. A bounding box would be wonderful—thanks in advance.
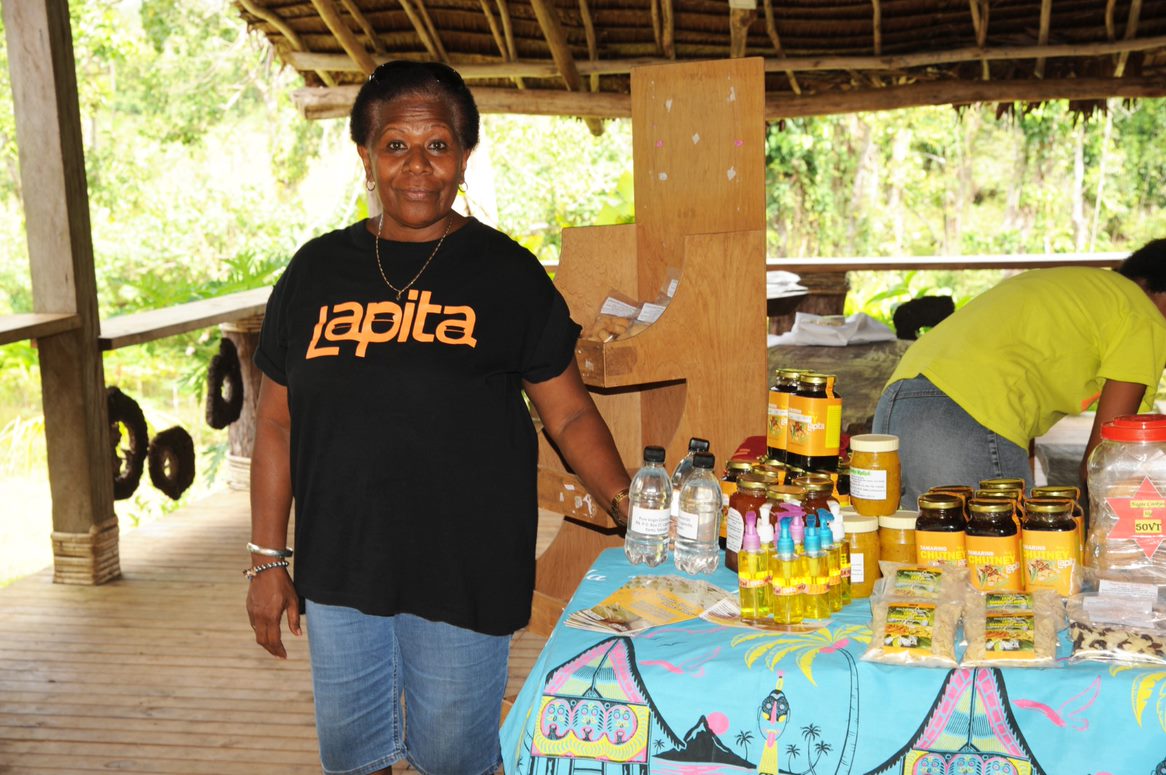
[99,287,270,350]
[0,313,80,346]
[534,58,769,605]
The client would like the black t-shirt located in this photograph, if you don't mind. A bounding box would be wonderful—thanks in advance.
[255,218,580,635]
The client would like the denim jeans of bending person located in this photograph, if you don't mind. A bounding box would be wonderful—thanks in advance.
[873,375,1033,509]
[306,601,509,775]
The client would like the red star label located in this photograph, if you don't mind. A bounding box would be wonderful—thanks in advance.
[1107,477,1166,559]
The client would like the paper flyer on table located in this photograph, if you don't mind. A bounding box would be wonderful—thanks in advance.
[564,575,733,634]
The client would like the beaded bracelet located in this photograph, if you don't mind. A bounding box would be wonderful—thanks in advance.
[243,560,290,581]
[609,487,630,528]
[247,542,293,558]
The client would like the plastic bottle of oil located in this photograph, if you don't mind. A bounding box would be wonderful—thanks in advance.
[802,522,832,620]
[737,511,771,624]
[771,518,804,625]
[818,512,843,612]
[823,510,852,607]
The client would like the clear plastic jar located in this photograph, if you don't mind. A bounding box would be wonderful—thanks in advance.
[844,513,880,598]
[878,511,917,564]
[1086,414,1166,585]
[848,434,901,517]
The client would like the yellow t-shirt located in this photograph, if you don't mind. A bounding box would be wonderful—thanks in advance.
[886,267,1166,448]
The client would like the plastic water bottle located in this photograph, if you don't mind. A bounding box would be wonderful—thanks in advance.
[624,446,672,566]
[674,452,721,575]
[670,437,710,545]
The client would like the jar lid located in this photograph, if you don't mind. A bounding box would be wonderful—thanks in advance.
[744,470,781,486]
[879,511,918,529]
[736,478,769,494]
[918,493,963,510]
[980,478,1026,490]
[850,433,900,452]
[1101,414,1166,442]
[1031,485,1079,500]
[968,498,1014,514]
[725,460,755,474]
[1026,497,1074,514]
[767,484,805,502]
[844,514,879,534]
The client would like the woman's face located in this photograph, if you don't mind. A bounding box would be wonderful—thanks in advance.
[358,92,470,241]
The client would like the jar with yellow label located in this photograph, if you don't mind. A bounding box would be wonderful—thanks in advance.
[1022,498,1080,595]
[915,493,967,567]
[1031,484,1084,560]
[767,369,800,462]
[848,434,901,517]
[878,511,917,564]
[786,373,842,473]
[844,513,880,598]
[966,498,1022,591]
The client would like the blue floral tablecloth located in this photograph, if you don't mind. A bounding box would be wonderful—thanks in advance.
[500,548,1166,775]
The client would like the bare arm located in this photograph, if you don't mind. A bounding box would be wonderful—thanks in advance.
[524,360,632,526]
[1079,378,1150,484]
[245,375,301,658]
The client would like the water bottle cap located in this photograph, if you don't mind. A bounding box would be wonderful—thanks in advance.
[643,445,666,464]
[688,437,711,452]
[692,452,715,470]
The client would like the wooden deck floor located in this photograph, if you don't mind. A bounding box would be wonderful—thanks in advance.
[0,489,547,774]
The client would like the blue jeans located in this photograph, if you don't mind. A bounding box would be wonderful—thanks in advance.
[306,601,508,775]
[873,376,1032,509]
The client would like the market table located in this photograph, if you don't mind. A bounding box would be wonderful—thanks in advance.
[500,548,1165,774]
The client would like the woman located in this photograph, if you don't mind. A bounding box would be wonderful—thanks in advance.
[245,61,631,775]
[873,239,1166,509]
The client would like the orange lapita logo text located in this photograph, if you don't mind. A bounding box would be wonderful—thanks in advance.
[307,289,477,358]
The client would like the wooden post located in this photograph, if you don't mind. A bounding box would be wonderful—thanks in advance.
[221,317,265,490]
[3,0,119,583]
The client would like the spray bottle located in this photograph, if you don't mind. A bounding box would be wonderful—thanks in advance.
[802,518,832,620]
[819,510,843,613]
[737,511,770,624]
[789,512,806,557]
[771,518,804,625]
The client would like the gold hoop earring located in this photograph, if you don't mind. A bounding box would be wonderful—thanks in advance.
[365,178,376,192]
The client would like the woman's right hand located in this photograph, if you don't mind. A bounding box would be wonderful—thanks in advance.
[246,568,301,659]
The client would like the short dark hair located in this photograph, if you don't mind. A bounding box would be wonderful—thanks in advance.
[1117,239,1166,293]
[349,60,480,152]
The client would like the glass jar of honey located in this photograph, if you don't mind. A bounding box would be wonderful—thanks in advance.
[786,373,842,473]
[915,492,967,567]
[725,476,770,572]
[848,434,901,517]
[1031,484,1084,560]
[719,459,755,539]
[793,473,836,529]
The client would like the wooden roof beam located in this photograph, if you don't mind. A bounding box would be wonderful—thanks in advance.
[393,0,446,62]
[237,0,336,86]
[577,0,601,90]
[1115,0,1144,77]
[528,0,604,134]
[729,0,757,58]
[968,0,990,79]
[292,76,1166,121]
[479,0,525,88]
[661,0,675,59]
[495,0,522,84]
[763,0,801,94]
[872,0,882,56]
[650,0,663,55]
[1034,0,1052,78]
[309,0,377,75]
[338,0,384,55]
[285,35,1166,76]
[412,0,449,62]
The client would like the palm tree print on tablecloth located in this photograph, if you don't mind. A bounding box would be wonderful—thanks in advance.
[730,624,871,775]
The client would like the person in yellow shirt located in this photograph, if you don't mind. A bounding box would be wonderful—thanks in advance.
[873,239,1166,509]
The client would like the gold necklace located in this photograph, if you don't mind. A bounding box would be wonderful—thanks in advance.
[374,211,453,301]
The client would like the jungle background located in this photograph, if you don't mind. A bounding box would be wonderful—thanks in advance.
[0,0,1163,583]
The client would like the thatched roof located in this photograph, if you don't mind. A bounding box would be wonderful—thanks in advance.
[232,0,1166,122]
